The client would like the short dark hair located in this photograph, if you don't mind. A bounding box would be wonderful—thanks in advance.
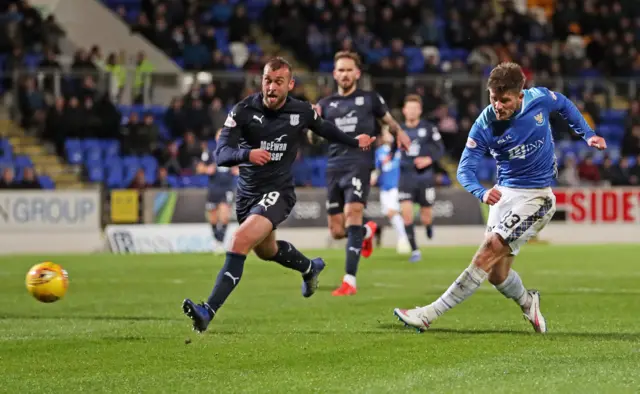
[264,57,292,74]
[334,51,362,68]
[404,94,422,106]
[487,62,525,94]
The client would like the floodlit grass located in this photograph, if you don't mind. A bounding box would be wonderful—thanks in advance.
[1,245,639,393]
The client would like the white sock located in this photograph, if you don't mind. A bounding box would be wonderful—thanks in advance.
[390,214,407,240]
[494,270,531,308]
[363,224,373,240]
[343,274,356,288]
[431,263,489,317]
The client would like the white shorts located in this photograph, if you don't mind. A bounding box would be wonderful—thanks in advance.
[380,188,400,215]
[486,186,556,256]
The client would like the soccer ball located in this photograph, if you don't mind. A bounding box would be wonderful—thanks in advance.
[25,262,69,303]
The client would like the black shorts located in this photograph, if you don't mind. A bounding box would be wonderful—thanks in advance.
[206,187,234,210]
[326,167,371,215]
[398,175,436,207]
[235,188,296,229]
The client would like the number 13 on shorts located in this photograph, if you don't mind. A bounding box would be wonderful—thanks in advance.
[486,188,556,255]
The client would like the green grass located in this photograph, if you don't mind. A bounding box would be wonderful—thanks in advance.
[1,245,640,393]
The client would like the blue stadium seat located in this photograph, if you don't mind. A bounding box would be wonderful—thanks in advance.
[82,139,101,150]
[0,158,13,169]
[105,156,122,167]
[38,175,55,189]
[0,139,12,159]
[102,140,120,158]
[65,139,83,165]
[86,165,104,183]
[14,155,33,169]
[121,156,140,168]
[167,175,179,188]
[105,163,124,188]
[85,147,103,163]
[601,109,626,123]
[140,156,158,180]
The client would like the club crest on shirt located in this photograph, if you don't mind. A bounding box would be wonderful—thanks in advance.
[418,128,427,137]
[534,112,544,126]
[355,96,364,106]
[224,112,236,128]
[466,137,477,148]
[290,114,300,126]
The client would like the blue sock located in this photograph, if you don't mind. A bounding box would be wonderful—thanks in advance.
[214,224,227,242]
[206,252,246,313]
[345,225,363,276]
[426,224,433,239]
[405,224,418,251]
[268,240,313,275]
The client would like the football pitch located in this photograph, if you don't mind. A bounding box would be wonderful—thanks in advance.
[1,245,639,393]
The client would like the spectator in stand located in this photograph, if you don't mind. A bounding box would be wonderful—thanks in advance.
[578,154,601,185]
[209,97,226,131]
[0,168,17,189]
[133,51,155,104]
[128,168,148,190]
[178,131,201,174]
[158,141,183,175]
[38,48,61,94]
[153,167,171,188]
[104,52,126,102]
[17,76,46,131]
[601,156,632,186]
[558,155,581,187]
[44,96,66,157]
[19,167,41,189]
[129,113,160,156]
[164,97,187,139]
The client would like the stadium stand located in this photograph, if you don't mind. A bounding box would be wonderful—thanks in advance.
[4,0,640,190]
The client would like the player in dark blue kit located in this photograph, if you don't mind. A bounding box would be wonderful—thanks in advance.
[394,63,606,333]
[397,95,445,263]
[197,129,239,253]
[316,51,411,296]
[182,57,376,333]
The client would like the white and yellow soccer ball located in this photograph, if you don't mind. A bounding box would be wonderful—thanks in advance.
[25,262,69,303]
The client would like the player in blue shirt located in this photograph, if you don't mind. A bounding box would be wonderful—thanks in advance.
[197,129,239,254]
[397,95,445,263]
[394,62,606,333]
[370,132,410,254]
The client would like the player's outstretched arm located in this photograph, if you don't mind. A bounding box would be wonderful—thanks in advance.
[379,112,411,151]
[545,88,607,150]
[457,124,496,203]
[215,125,252,166]
[306,104,375,149]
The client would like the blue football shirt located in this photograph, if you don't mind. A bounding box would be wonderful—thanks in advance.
[457,87,596,201]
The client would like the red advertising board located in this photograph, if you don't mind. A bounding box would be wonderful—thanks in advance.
[554,188,640,223]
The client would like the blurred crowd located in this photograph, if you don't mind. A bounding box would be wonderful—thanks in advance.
[3,0,640,191]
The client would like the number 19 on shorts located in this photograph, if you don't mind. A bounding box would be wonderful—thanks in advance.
[258,191,280,210]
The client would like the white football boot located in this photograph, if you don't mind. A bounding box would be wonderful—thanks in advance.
[522,290,547,333]
[396,237,412,255]
[393,306,435,333]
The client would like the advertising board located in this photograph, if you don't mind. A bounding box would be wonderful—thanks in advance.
[106,223,237,254]
[142,188,485,227]
[0,190,103,254]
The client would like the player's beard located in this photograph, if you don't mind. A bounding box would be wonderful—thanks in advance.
[264,91,285,109]
[338,79,356,94]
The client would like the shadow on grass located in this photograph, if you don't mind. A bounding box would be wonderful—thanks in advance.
[0,314,183,322]
[378,324,640,341]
